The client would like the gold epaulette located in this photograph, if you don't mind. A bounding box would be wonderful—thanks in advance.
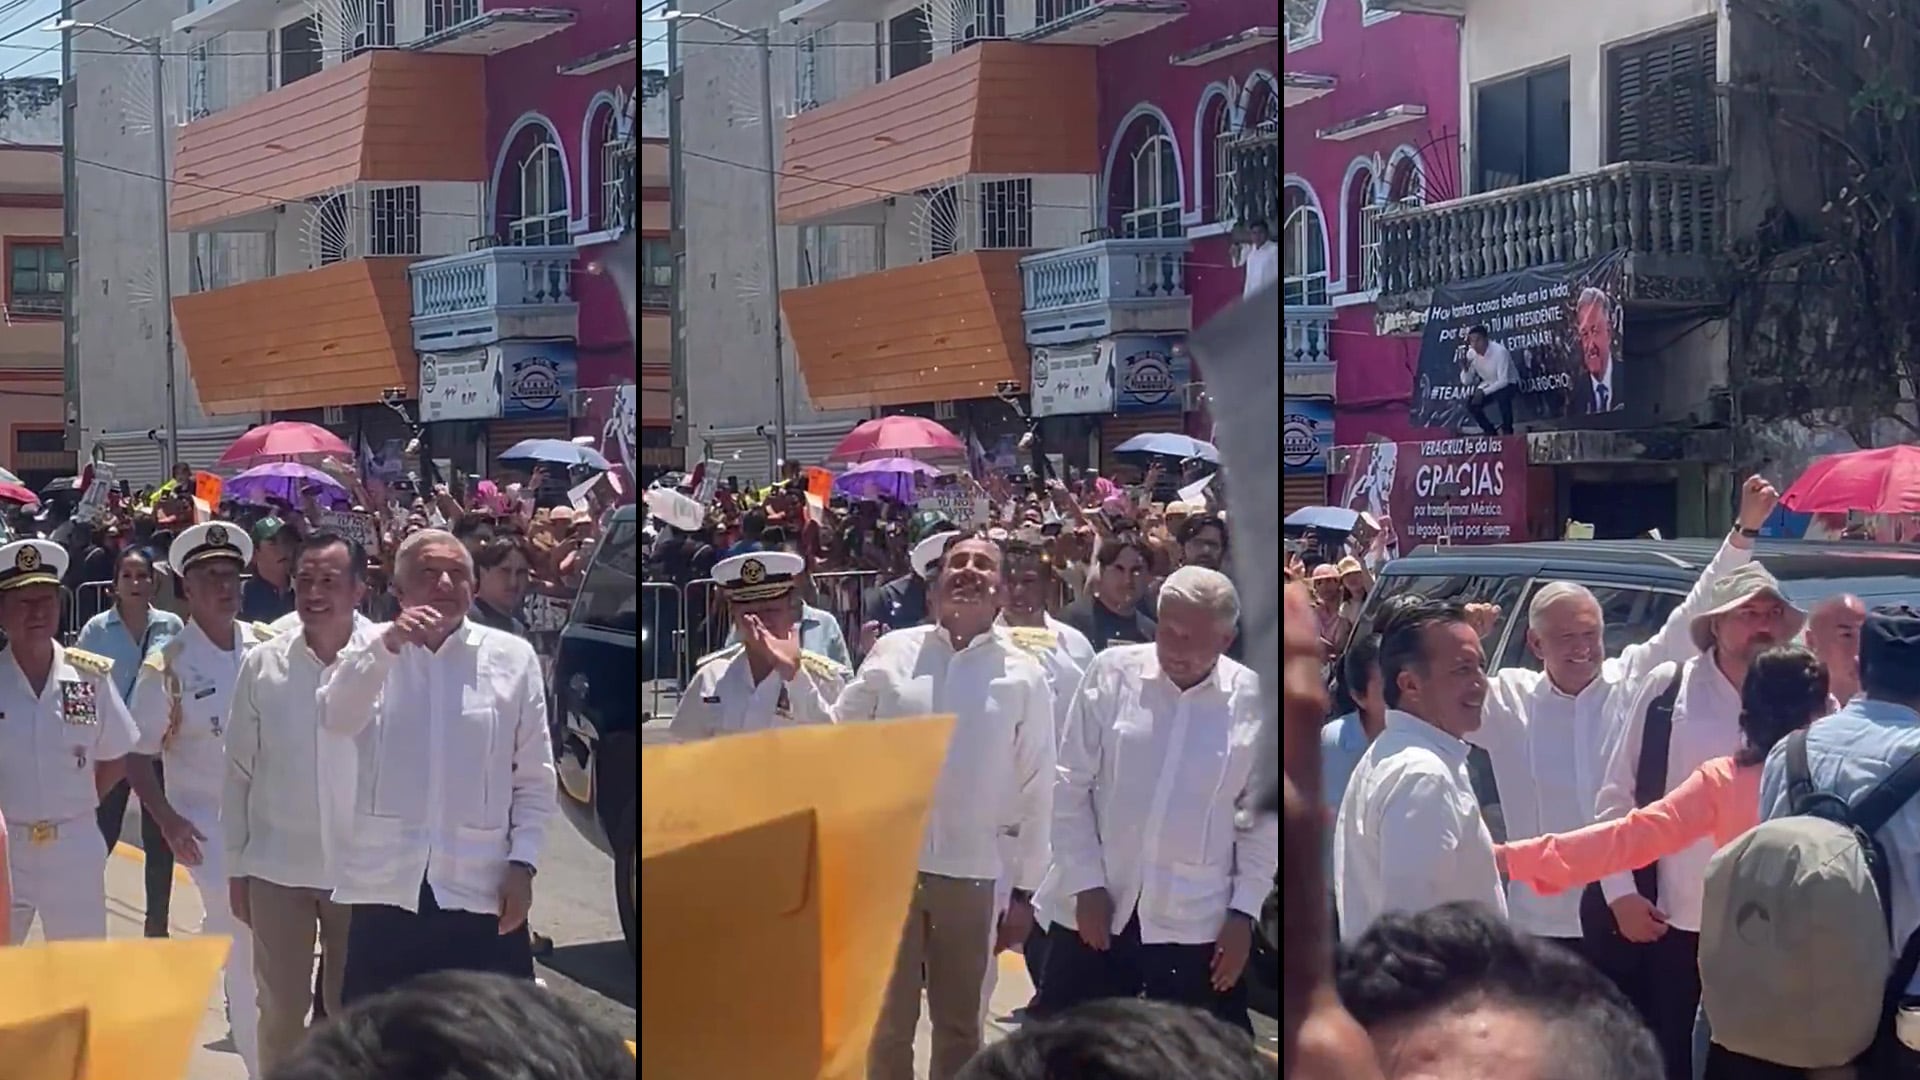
[799,651,850,681]
[63,647,113,676]
[1005,626,1058,656]
[251,622,278,640]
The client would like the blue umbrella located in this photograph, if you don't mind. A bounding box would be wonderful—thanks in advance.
[1284,505,1361,532]
[1112,432,1220,463]
[498,439,612,471]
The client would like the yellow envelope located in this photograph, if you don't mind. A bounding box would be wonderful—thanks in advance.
[641,717,956,1080]
[0,937,229,1080]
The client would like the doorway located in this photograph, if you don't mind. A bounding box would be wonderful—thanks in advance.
[1568,479,1677,539]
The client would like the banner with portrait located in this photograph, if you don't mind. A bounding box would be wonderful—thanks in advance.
[1408,251,1626,428]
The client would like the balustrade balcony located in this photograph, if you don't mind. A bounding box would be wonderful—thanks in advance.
[1285,305,1335,398]
[1019,237,1191,347]
[1374,162,1728,319]
[409,244,579,352]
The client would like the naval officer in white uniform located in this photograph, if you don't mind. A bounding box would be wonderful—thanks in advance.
[0,538,138,943]
[127,521,269,1078]
[669,550,850,742]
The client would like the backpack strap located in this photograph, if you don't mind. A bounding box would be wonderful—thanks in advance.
[1627,665,1684,902]
[1850,748,1920,837]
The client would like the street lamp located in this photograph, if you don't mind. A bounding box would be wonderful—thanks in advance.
[650,8,788,479]
[49,18,178,476]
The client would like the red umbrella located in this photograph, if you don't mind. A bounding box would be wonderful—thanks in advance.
[1779,445,1920,515]
[0,481,37,506]
[828,416,966,464]
[216,422,352,468]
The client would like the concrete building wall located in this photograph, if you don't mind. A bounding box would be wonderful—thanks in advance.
[676,0,871,462]
[73,0,259,474]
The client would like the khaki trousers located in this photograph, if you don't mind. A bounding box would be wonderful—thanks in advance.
[248,878,351,1072]
[868,872,997,1080]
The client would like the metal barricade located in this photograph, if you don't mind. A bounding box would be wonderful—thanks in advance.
[641,580,684,721]
[678,577,724,681]
[809,569,880,659]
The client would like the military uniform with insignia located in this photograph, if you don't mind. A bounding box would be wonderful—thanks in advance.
[0,539,141,943]
[126,521,264,1073]
[668,552,850,742]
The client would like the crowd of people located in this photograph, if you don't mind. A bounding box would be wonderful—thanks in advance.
[0,450,633,1079]
[648,455,1275,1079]
[1281,472,1920,1080]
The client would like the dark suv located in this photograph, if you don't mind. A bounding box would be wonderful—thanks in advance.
[1349,537,1920,837]
[551,504,639,956]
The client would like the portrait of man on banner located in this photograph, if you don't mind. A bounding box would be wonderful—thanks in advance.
[1407,251,1628,429]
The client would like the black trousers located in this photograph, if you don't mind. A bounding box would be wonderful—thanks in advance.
[1581,927,1702,1080]
[339,880,535,1006]
[95,765,173,937]
[1466,384,1518,435]
[1022,919,1050,1000]
[1030,917,1252,1034]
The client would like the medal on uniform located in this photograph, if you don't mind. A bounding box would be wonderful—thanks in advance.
[72,745,88,770]
[210,715,224,737]
[59,679,97,726]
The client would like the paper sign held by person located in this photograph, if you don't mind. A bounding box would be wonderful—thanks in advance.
[0,936,229,1080]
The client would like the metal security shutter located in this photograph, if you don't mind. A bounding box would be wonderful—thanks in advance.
[488,417,573,479]
[89,435,165,487]
[175,425,254,474]
[694,422,860,489]
[1284,474,1328,518]
[1609,22,1717,165]
[784,423,860,472]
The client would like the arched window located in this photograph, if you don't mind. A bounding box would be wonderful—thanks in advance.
[1243,73,1279,137]
[588,100,634,233]
[503,123,569,247]
[1283,182,1328,307]
[1200,93,1233,224]
[1388,152,1424,205]
[1108,111,1183,239]
[1345,166,1376,293]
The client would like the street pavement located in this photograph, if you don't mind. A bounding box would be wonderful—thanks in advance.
[84,797,636,1079]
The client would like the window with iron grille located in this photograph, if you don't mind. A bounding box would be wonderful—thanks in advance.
[599,105,634,232]
[9,243,61,316]
[978,179,1031,249]
[187,44,212,120]
[794,30,830,110]
[642,238,671,309]
[957,0,1005,48]
[426,0,479,36]
[278,18,321,87]
[1608,21,1718,165]
[350,0,396,57]
[370,186,421,256]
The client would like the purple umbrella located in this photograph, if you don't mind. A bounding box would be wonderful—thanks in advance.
[833,457,943,503]
[226,461,351,508]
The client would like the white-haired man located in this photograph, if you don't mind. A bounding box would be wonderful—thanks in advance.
[1467,476,1777,1078]
[1574,286,1617,414]
[1033,565,1273,1033]
[316,529,557,1005]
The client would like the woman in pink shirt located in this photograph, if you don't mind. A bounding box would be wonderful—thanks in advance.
[1496,646,1831,896]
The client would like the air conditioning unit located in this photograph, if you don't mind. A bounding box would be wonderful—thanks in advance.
[322,404,347,426]
[933,401,958,421]
[1181,382,1209,412]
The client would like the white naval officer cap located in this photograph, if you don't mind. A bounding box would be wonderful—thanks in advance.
[911,532,955,580]
[0,538,65,591]
[713,550,805,603]
[169,520,254,573]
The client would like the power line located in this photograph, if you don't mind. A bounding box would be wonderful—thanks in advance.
[0,0,143,79]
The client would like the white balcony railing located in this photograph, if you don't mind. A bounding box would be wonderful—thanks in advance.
[1376,161,1725,297]
[1286,306,1334,366]
[1019,236,1191,346]
[409,244,579,351]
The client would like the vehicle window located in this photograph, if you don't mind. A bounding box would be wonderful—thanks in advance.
[1355,573,1530,658]
[1498,583,1684,672]
[572,518,637,633]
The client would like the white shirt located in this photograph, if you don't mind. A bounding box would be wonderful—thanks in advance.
[224,619,379,890]
[833,624,1055,889]
[317,621,558,915]
[1584,368,1615,412]
[1241,240,1279,298]
[1459,340,1516,395]
[668,644,849,742]
[1038,645,1275,945]
[1595,649,1745,932]
[996,613,1095,743]
[1473,536,1751,937]
[129,619,268,801]
[1335,710,1507,942]
[268,610,375,637]
[0,643,138,826]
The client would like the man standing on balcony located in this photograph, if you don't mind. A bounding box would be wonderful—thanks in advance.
[1239,220,1278,299]
[1458,325,1518,436]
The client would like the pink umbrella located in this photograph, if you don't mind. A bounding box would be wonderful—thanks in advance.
[216,422,352,468]
[0,481,36,506]
[828,416,965,464]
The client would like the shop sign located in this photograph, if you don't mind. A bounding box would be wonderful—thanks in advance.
[1030,342,1114,418]
[420,349,503,423]
[501,341,579,419]
[1282,399,1334,475]
[1336,435,1532,547]
[1113,336,1190,413]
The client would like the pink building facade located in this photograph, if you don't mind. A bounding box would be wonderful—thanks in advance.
[1284,0,1460,474]
[483,0,638,421]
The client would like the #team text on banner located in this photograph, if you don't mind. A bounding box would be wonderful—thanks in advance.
[1410,251,1627,428]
